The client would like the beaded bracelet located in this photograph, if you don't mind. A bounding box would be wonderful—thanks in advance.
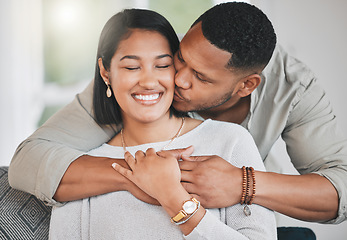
[240,166,256,216]
[245,167,251,204]
[248,167,256,205]
[240,166,247,205]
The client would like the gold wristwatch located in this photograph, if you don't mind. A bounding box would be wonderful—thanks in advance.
[171,198,199,223]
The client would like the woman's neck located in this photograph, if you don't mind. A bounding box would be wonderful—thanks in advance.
[110,114,184,147]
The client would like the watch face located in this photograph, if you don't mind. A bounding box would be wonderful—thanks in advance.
[183,200,197,214]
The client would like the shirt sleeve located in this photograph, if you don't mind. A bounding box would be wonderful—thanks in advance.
[8,80,118,206]
[185,125,277,239]
[283,80,347,224]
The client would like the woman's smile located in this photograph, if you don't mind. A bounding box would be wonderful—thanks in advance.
[132,92,163,105]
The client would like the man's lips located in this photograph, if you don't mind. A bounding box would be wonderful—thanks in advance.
[174,89,186,102]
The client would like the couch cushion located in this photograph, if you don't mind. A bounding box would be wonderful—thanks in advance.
[0,167,51,240]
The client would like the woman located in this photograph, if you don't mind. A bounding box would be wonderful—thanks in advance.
[49,9,276,239]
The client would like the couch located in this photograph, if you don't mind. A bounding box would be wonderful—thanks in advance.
[0,167,51,239]
[0,166,316,240]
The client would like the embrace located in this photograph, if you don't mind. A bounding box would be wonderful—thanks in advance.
[9,2,347,240]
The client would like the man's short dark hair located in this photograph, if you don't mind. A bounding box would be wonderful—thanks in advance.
[193,2,277,72]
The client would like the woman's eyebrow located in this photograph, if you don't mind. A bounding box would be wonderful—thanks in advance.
[120,54,172,61]
[156,54,172,59]
[120,55,140,61]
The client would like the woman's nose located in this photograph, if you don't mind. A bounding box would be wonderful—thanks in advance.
[138,70,158,89]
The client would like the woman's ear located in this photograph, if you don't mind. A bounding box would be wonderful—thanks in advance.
[236,74,261,98]
[98,58,109,83]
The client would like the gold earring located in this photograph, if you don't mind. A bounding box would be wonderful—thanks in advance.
[105,82,112,98]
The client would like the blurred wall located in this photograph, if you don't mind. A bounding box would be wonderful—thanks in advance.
[253,0,347,239]
[0,0,44,166]
[257,0,347,137]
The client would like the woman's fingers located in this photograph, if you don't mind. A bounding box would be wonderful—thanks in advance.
[124,151,138,167]
[157,146,194,160]
[134,150,145,160]
[145,148,156,156]
[112,162,133,180]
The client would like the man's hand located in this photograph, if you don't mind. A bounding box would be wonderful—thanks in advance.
[179,155,242,209]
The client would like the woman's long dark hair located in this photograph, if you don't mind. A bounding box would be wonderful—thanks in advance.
[93,9,182,125]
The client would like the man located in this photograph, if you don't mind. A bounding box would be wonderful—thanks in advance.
[9,2,346,224]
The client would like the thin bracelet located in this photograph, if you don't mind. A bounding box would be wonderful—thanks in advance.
[174,201,201,225]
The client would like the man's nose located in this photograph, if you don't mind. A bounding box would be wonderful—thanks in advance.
[175,67,192,89]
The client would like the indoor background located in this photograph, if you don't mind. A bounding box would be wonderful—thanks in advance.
[1,0,346,239]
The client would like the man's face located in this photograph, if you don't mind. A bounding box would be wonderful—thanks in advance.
[173,22,245,113]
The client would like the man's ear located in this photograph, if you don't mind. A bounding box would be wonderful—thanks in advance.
[236,74,261,98]
[98,58,109,83]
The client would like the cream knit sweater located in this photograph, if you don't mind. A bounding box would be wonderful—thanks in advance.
[49,119,277,239]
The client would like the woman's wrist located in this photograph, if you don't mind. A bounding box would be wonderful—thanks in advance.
[158,185,192,216]
[158,185,206,235]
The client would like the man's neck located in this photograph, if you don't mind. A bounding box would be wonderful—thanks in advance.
[198,95,251,124]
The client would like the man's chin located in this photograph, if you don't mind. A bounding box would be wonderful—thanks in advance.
[172,101,194,113]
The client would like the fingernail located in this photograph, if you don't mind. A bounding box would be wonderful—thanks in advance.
[112,163,117,169]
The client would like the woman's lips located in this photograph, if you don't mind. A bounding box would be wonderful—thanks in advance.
[132,93,162,105]
[133,93,160,101]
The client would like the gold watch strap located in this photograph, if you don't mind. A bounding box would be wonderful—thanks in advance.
[170,198,199,223]
[171,210,187,223]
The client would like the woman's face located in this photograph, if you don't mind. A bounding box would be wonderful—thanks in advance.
[104,29,175,124]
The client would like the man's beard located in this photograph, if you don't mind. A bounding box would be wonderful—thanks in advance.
[173,90,233,113]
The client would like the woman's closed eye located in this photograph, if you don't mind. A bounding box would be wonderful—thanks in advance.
[156,63,173,69]
[125,66,140,70]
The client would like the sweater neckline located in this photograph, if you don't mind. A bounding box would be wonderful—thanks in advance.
[103,119,211,150]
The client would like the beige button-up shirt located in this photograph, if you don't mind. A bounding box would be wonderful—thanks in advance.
[9,45,347,224]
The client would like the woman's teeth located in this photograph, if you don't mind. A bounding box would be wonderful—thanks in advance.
[134,94,160,101]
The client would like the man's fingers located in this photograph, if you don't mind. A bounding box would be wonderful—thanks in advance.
[181,170,195,182]
[182,155,210,162]
[179,160,198,170]
[157,145,194,160]
[181,181,197,194]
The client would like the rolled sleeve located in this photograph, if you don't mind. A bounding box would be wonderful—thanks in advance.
[283,81,347,223]
[9,81,117,206]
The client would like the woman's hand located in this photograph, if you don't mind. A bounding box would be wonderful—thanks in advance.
[112,148,183,200]
[113,146,206,235]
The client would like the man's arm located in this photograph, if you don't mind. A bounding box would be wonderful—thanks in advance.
[279,80,347,223]
[179,82,346,223]
[53,154,158,205]
[254,79,345,223]
[8,81,122,205]
[179,155,339,223]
